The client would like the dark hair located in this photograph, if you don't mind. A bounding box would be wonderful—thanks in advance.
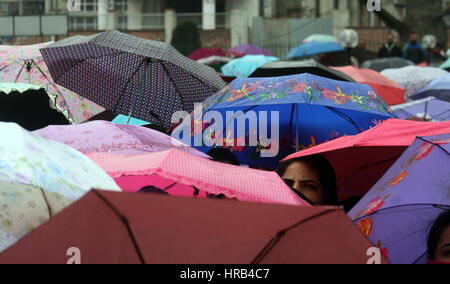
[207,148,240,166]
[427,210,450,260]
[138,186,169,195]
[276,155,338,205]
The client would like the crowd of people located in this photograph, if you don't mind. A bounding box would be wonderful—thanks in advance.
[348,32,447,66]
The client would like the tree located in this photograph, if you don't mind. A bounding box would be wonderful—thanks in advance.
[171,21,202,56]
[359,0,449,45]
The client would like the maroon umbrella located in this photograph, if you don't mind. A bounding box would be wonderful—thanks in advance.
[188,48,226,61]
[0,190,387,264]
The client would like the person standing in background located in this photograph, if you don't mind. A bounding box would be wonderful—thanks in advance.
[378,34,402,58]
[403,32,426,64]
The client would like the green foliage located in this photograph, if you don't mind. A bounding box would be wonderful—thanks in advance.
[171,21,201,56]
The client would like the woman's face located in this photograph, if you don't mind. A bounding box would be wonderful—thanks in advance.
[281,161,325,205]
[434,226,450,263]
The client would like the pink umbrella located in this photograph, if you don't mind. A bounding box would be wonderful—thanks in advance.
[34,120,209,158]
[0,42,105,123]
[87,149,310,206]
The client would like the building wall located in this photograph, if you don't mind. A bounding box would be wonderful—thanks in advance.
[5,29,231,49]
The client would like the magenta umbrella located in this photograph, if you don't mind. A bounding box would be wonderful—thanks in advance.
[33,120,209,158]
[87,148,310,206]
[227,44,274,58]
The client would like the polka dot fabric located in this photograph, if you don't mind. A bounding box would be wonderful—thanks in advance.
[40,30,226,128]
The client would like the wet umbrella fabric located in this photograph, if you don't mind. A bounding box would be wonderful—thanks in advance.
[348,134,450,264]
[40,30,226,128]
[0,190,387,264]
[249,59,355,82]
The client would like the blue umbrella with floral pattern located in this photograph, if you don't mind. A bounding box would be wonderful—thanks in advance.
[174,73,394,168]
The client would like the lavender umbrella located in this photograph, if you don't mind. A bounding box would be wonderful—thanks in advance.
[348,134,450,264]
[40,30,226,129]
[391,97,450,122]
[33,120,209,159]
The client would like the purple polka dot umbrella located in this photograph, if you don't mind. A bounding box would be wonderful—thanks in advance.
[40,30,226,128]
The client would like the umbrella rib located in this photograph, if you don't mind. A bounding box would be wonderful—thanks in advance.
[325,106,361,133]
[32,61,74,122]
[417,137,450,157]
[39,187,54,218]
[251,208,337,264]
[92,190,146,264]
[113,58,161,124]
[14,60,27,83]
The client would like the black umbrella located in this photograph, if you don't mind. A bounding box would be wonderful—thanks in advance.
[360,57,413,72]
[248,59,355,82]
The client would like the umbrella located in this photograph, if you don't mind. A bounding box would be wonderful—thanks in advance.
[410,74,450,102]
[0,190,388,264]
[249,59,355,82]
[439,57,450,71]
[227,44,274,58]
[348,134,450,264]
[0,42,105,123]
[303,34,339,43]
[391,97,450,121]
[87,148,309,206]
[282,118,450,201]
[33,120,209,158]
[0,181,74,253]
[381,66,448,98]
[182,73,394,169]
[197,56,232,65]
[0,122,121,252]
[331,66,406,106]
[0,83,69,131]
[188,48,226,61]
[221,55,279,78]
[40,30,226,129]
[360,57,413,72]
[112,114,150,126]
[286,42,344,59]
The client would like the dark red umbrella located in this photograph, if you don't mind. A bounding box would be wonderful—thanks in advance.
[0,190,386,264]
[188,48,226,61]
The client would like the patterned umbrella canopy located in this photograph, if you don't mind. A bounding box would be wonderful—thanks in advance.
[0,42,105,123]
[182,74,394,169]
[0,122,120,252]
[40,30,226,128]
[33,120,209,158]
[348,134,450,264]
[381,66,448,98]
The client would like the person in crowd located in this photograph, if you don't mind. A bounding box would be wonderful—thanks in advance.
[276,155,339,206]
[207,148,240,166]
[428,43,446,64]
[351,39,377,66]
[403,32,426,64]
[378,34,402,58]
[427,210,450,264]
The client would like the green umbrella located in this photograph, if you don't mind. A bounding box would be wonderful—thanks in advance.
[303,34,339,43]
[439,57,450,70]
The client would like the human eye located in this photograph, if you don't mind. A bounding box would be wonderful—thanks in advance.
[282,179,295,188]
